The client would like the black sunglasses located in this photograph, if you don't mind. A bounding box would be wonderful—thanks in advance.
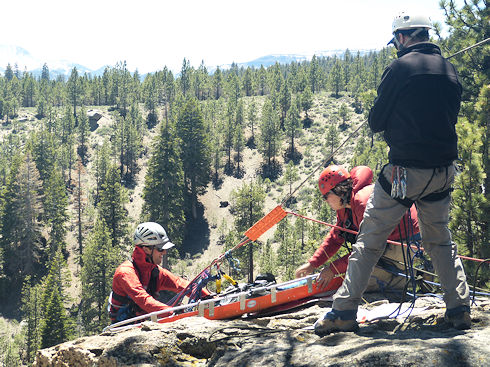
[145,245,166,253]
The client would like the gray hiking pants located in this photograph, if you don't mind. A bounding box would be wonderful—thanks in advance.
[333,163,470,312]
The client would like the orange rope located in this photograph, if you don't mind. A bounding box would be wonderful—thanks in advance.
[285,210,487,263]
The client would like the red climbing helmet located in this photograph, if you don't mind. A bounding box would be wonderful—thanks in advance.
[318,165,350,196]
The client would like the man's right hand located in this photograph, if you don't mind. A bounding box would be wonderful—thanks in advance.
[295,263,315,278]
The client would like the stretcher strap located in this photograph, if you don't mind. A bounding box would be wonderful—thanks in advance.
[244,205,287,241]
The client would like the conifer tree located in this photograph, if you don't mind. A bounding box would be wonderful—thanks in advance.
[176,98,211,218]
[142,118,186,245]
[224,100,236,173]
[229,179,266,281]
[283,161,299,199]
[300,85,313,120]
[309,55,321,93]
[285,102,301,161]
[234,124,245,176]
[257,66,267,96]
[77,106,90,164]
[39,250,73,348]
[43,164,69,258]
[180,58,191,97]
[330,58,343,98]
[21,276,42,363]
[450,118,485,259]
[81,219,120,332]
[40,283,70,348]
[98,165,128,247]
[247,99,258,146]
[93,140,111,205]
[67,67,82,125]
[0,152,45,294]
[279,82,291,129]
[213,66,223,99]
[258,99,281,178]
[243,67,254,97]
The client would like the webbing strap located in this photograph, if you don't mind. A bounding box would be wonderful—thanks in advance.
[244,205,287,241]
[420,188,452,202]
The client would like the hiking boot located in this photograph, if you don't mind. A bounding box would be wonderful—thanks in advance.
[445,305,471,330]
[314,309,359,335]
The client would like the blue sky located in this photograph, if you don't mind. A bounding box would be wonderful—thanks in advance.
[0,0,460,73]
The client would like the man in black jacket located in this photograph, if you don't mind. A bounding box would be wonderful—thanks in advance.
[315,13,471,335]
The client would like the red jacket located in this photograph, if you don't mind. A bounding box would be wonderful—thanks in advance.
[111,246,204,318]
[308,166,419,274]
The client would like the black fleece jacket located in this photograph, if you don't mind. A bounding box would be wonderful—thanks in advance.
[368,43,462,168]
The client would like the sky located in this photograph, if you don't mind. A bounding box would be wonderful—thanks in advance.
[0,0,459,73]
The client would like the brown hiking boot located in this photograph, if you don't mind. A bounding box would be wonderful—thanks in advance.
[314,317,359,335]
[445,311,471,330]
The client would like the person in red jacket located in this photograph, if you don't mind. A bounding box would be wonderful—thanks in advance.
[109,222,208,323]
[295,165,419,291]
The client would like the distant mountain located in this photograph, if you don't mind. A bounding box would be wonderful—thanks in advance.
[209,49,375,73]
[0,44,376,78]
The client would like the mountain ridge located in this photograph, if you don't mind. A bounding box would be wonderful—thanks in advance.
[0,44,377,78]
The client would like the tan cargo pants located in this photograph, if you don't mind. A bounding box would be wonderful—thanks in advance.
[333,163,470,312]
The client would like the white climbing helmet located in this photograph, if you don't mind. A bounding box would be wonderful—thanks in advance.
[392,13,433,33]
[388,12,433,45]
[133,222,175,250]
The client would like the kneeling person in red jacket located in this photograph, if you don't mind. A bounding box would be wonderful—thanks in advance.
[295,165,420,291]
[109,222,208,323]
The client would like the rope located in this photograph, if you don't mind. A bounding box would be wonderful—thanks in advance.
[286,210,488,263]
[446,38,490,60]
[472,259,490,304]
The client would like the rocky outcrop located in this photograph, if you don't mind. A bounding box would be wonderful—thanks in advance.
[34,296,490,367]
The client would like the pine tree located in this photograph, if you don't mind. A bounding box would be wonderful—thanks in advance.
[40,285,70,348]
[0,152,45,295]
[213,66,223,99]
[247,99,258,147]
[300,85,313,120]
[21,276,42,363]
[43,164,69,258]
[81,219,120,333]
[284,102,301,161]
[39,250,73,348]
[77,106,90,164]
[283,161,299,199]
[258,99,281,178]
[230,179,266,281]
[93,139,111,205]
[176,98,211,218]
[98,165,128,247]
[66,67,82,125]
[180,58,191,97]
[279,83,291,129]
[142,118,186,245]
[450,118,485,259]
[330,58,343,98]
[234,124,245,176]
[224,100,236,173]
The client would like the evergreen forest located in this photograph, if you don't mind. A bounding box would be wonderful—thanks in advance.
[0,2,488,365]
